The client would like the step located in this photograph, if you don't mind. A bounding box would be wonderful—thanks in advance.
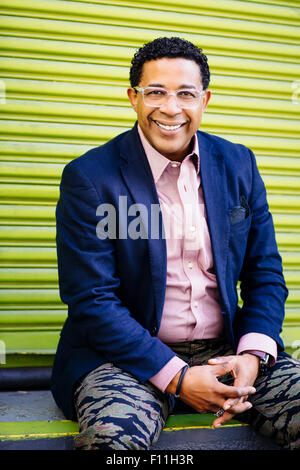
[0,390,281,450]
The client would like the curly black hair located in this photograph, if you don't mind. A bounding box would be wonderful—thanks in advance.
[129,37,210,90]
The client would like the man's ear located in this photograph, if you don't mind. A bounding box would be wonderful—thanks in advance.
[202,90,211,112]
[127,87,138,112]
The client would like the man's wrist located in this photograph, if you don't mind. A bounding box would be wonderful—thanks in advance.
[241,352,260,367]
[240,351,270,376]
[149,357,187,392]
[165,368,183,395]
[174,365,189,398]
[166,365,190,397]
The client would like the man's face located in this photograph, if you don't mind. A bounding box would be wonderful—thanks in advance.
[127,57,211,161]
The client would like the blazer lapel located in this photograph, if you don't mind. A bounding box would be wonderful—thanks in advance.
[119,124,167,321]
[198,132,230,310]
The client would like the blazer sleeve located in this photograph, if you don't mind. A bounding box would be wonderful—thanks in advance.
[56,160,175,383]
[236,148,288,350]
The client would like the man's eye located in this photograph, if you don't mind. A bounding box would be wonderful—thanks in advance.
[178,91,195,98]
[146,89,165,96]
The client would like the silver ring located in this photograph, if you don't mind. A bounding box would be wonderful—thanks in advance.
[214,408,225,418]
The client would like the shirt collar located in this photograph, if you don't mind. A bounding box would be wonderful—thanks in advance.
[137,124,200,183]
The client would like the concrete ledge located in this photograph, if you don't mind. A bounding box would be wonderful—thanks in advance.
[0,390,281,450]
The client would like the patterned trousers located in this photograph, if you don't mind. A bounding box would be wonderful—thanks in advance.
[73,338,300,450]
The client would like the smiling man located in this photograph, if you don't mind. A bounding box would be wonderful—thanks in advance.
[51,37,300,450]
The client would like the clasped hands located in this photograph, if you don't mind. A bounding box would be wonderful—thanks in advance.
[166,353,260,428]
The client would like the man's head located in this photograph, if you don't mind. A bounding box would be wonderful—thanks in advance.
[127,37,211,161]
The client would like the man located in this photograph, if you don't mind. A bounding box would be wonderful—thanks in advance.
[51,37,300,450]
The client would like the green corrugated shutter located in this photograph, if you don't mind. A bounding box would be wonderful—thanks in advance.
[0,0,299,366]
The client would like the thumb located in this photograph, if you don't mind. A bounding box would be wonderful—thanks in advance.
[208,355,234,364]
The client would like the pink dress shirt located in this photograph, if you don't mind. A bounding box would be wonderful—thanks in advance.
[137,126,277,393]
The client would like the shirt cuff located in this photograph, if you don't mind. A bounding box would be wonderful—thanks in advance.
[148,356,188,393]
[236,332,277,366]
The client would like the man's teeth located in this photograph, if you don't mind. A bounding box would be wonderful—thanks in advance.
[155,121,182,130]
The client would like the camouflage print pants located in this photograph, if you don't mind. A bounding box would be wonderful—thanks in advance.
[73,338,300,450]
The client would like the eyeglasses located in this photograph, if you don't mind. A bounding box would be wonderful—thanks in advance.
[134,86,206,109]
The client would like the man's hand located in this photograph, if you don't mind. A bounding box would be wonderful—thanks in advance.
[208,353,260,427]
[166,360,256,418]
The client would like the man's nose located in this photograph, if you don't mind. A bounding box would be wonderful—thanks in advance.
[159,93,182,114]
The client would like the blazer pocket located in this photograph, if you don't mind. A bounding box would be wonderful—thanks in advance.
[229,215,252,278]
[229,206,247,225]
[229,213,252,236]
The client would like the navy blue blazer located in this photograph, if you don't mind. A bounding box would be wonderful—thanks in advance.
[51,123,288,420]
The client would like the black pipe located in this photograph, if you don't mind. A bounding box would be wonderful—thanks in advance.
[0,367,52,390]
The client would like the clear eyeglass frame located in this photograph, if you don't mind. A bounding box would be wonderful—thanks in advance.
[134,86,206,109]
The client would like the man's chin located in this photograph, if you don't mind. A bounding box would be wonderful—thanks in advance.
[157,147,187,160]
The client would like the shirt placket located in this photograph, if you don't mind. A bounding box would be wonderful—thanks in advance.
[177,160,206,339]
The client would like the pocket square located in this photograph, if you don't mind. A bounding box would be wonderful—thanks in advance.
[230,206,247,225]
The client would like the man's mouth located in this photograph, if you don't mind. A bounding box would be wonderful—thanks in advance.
[154,121,185,131]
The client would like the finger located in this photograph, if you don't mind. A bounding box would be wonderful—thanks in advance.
[213,402,253,428]
[218,381,256,399]
[223,397,241,410]
[212,410,233,428]
[223,393,249,409]
[227,400,253,415]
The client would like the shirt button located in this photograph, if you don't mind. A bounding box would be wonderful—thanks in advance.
[194,302,198,308]
[171,162,179,168]
[190,226,196,232]
[188,262,193,269]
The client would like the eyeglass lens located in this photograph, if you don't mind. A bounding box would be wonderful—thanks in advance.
[142,88,203,108]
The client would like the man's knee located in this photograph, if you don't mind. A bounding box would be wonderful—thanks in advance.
[74,416,154,450]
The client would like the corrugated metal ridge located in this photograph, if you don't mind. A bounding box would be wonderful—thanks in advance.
[83,0,300,26]
[0,310,66,324]
[1,0,300,28]
[1,29,300,63]
[0,226,55,244]
[0,247,57,263]
[1,9,300,44]
[0,143,94,166]
[253,0,300,8]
